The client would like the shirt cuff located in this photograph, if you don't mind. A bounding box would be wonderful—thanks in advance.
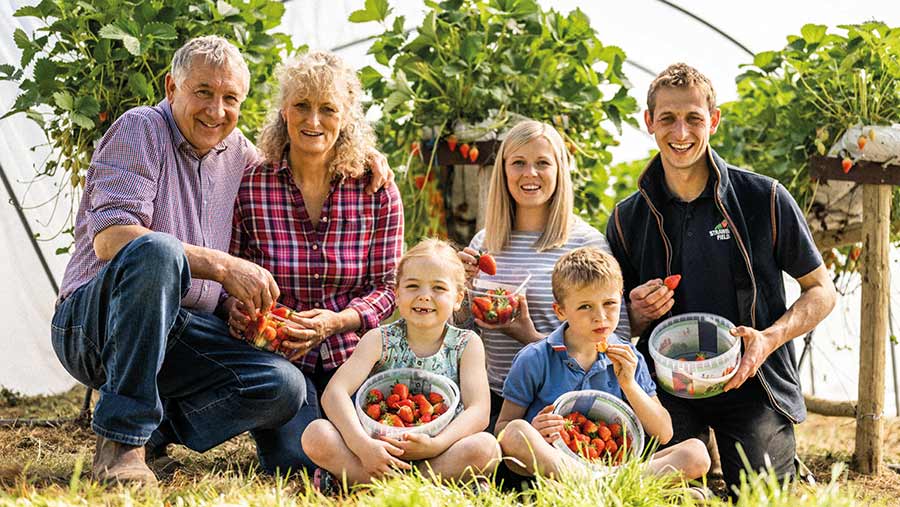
[346,298,379,331]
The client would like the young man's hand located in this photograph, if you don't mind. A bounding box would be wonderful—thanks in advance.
[606,343,639,389]
[530,405,565,444]
[628,279,674,335]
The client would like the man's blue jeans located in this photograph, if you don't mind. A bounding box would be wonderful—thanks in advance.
[51,233,319,474]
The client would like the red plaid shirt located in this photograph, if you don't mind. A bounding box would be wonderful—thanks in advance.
[230,155,404,373]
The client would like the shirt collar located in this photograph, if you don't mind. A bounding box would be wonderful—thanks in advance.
[660,170,715,204]
[158,100,229,157]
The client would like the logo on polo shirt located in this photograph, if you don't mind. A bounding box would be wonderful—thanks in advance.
[708,219,731,241]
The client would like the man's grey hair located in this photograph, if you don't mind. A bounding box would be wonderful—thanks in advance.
[170,35,250,93]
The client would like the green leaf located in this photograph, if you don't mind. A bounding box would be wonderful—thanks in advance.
[800,24,827,44]
[382,90,410,114]
[129,73,150,98]
[216,0,240,17]
[99,24,142,55]
[142,22,177,40]
[349,0,390,23]
[460,33,483,62]
[13,5,45,18]
[75,95,100,117]
[53,91,74,111]
[358,66,383,89]
[71,113,95,129]
[752,51,780,72]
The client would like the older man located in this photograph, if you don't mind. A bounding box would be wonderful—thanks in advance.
[51,36,391,485]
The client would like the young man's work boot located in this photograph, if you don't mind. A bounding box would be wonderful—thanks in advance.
[92,435,159,486]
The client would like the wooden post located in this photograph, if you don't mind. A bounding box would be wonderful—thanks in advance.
[854,183,891,475]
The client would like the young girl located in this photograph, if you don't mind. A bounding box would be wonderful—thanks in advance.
[301,239,499,491]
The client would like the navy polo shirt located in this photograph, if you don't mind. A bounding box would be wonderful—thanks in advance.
[660,177,741,325]
[502,322,656,423]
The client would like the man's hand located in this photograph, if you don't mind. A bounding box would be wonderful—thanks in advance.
[724,326,776,391]
[530,405,565,444]
[628,279,673,335]
[221,256,279,318]
[365,150,395,194]
[475,296,541,344]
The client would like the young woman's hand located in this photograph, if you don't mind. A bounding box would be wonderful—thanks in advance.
[357,437,412,478]
[474,296,542,344]
[530,405,565,444]
[606,343,638,389]
[458,247,481,283]
[381,433,440,462]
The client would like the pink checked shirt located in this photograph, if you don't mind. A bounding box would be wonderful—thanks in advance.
[230,154,404,373]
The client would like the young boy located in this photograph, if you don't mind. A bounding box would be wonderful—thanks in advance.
[495,247,710,481]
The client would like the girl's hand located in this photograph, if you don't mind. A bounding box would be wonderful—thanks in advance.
[458,247,481,283]
[357,437,412,478]
[606,343,638,389]
[530,405,565,444]
[475,296,540,344]
[382,433,439,462]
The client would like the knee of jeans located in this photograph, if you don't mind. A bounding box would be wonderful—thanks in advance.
[260,361,307,417]
[119,233,186,271]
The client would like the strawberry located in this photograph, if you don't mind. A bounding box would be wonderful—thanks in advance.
[459,143,470,160]
[366,389,384,404]
[98,111,109,123]
[420,413,433,423]
[416,398,434,417]
[497,306,513,324]
[694,352,707,361]
[469,146,479,163]
[392,382,409,401]
[386,393,401,409]
[397,405,414,424]
[559,429,572,446]
[262,326,277,341]
[484,310,498,323]
[591,437,606,454]
[841,157,853,174]
[858,135,868,150]
[433,402,448,416]
[398,398,415,411]
[447,134,458,152]
[411,142,420,157]
[605,440,618,455]
[595,337,608,353]
[476,252,497,275]
[663,274,681,290]
[365,403,381,420]
[471,304,485,321]
[380,413,403,427]
[428,392,443,405]
[597,425,612,441]
[472,296,493,313]
[609,422,622,438]
[414,175,427,190]
[850,245,862,261]
[581,420,598,436]
[271,306,291,318]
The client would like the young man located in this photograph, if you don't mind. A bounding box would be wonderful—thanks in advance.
[51,36,392,485]
[606,63,836,491]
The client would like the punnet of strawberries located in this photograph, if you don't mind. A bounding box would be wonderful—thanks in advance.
[558,411,634,466]
[471,288,521,325]
[241,303,297,357]
[363,382,450,427]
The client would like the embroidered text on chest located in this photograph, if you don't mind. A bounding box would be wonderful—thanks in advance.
[708,219,731,241]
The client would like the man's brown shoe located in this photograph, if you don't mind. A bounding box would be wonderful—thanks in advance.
[146,443,183,476]
[92,436,158,486]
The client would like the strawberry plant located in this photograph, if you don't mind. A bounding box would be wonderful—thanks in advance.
[348,0,638,244]
[714,22,900,267]
[1,0,297,250]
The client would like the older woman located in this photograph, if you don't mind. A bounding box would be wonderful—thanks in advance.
[459,120,631,427]
[225,51,404,473]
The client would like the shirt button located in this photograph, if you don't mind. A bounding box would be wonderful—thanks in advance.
[314,273,320,279]
[322,217,328,222]
[312,244,318,250]
[687,231,694,238]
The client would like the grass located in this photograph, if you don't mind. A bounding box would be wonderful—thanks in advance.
[0,388,895,506]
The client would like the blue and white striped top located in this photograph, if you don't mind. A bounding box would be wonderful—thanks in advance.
[468,217,632,394]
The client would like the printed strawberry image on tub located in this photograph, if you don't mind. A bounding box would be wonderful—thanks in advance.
[648,313,742,399]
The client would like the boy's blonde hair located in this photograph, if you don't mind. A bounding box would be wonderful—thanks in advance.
[483,120,574,253]
[397,238,467,293]
[646,62,716,119]
[551,247,623,303]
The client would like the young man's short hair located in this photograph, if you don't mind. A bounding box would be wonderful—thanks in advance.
[552,247,623,303]
[646,62,716,119]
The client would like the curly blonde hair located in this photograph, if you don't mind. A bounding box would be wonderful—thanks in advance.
[256,51,374,178]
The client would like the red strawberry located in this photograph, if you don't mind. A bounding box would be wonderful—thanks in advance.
[858,136,868,150]
[410,142,420,156]
[386,393,401,409]
[608,422,622,438]
[597,425,612,441]
[591,437,606,454]
[271,306,290,318]
[98,111,109,123]
[559,429,572,446]
[380,413,403,427]
[427,392,443,405]
[262,326,277,341]
[420,413,433,423]
[459,143,470,160]
[850,245,862,261]
[471,304,485,321]
[472,296,493,313]
[365,403,381,420]
[414,175,427,190]
[694,352,707,361]
[469,146,479,162]
[842,158,853,174]
[605,440,618,455]
[447,134,458,152]
[476,252,497,275]
[392,382,409,401]
[581,420,598,436]
[497,306,513,324]
[366,389,384,404]
[433,402,448,416]
[416,397,434,417]
[397,405,414,424]
[663,274,681,290]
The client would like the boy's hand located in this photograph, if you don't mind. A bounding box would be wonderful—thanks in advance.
[381,433,439,461]
[357,437,412,477]
[606,343,638,389]
[530,405,565,444]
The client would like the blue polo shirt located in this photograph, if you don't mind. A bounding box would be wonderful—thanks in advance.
[502,322,657,423]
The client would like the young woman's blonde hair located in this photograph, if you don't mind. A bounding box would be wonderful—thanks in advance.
[397,238,467,295]
[256,50,375,178]
[483,120,574,253]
